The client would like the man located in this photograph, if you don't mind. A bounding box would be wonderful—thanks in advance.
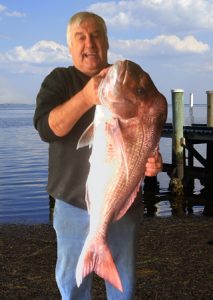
[34,11,162,300]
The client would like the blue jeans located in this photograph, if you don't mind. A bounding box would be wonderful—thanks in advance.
[53,199,143,300]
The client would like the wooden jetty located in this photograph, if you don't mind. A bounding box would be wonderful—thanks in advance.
[162,123,213,179]
[49,90,213,218]
[161,90,213,186]
[144,90,213,216]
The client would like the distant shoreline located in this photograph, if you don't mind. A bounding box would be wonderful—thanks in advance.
[0,102,209,107]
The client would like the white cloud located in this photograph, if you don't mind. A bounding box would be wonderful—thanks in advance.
[88,0,213,32]
[5,40,70,63]
[108,50,125,64]
[110,35,210,58]
[0,4,6,13]
[0,35,210,74]
[0,40,71,74]
[88,1,140,28]
[161,35,210,53]
[0,3,26,18]
[5,11,26,17]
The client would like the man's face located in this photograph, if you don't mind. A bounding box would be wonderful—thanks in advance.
[69,18,109,77]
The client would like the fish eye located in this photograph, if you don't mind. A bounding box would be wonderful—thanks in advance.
[137,87,145,95]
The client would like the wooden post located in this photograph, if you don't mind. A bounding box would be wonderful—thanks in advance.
[187,92,194,192]
[189,93,194,125]
[206,91,213,174]
[207,91,213,127]
[171,89,184,180]
[189,92,194,108]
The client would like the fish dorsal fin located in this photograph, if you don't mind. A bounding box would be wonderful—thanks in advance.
[114,181,142,221]
[106,119,129,181]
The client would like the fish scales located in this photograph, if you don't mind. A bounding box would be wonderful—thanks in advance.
[76,60,167,292]
[100,127,145,218]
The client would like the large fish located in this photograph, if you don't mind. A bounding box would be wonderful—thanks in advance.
[76,60,167,292]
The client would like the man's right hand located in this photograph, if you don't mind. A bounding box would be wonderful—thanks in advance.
[81,67,110,106]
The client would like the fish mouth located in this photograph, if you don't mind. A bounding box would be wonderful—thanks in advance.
[110,61,136,106]
[98,60,139,119]
[100,60,130,103]
[114,60,129,85]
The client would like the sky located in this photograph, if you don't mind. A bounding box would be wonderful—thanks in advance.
[0,0,212,104]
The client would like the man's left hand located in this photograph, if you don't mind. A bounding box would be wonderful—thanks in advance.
[145,151,163,177]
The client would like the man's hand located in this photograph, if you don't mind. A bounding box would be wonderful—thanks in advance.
[48,67,110,137]
[145,150,163,177]
[81,67,110,106]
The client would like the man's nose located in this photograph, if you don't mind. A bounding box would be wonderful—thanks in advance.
[85,35,94,47]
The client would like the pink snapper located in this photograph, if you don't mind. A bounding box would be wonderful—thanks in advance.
[76,60,167,292]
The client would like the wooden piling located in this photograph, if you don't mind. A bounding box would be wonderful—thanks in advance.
[171,89,184,180]
[189,92,194,108]
[169,89,185,215]
[189,93,194,125]
[207,91,213,127]
[206,91,213,186]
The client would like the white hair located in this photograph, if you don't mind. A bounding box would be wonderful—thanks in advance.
[66,11,108,48]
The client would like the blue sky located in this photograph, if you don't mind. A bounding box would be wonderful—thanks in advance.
[0,0,212,104]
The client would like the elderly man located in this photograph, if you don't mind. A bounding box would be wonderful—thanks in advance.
[34,11,162,300]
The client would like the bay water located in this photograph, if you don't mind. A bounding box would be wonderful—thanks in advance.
[0,103,208,223]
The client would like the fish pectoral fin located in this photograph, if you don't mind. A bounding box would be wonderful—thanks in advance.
[76,239,123,292]
[77,123,94,149]
[114,181,142,221]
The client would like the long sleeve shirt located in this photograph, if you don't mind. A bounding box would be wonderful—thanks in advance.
[34,66,95,209]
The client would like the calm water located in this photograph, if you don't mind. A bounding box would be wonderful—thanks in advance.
[0,103,208,224]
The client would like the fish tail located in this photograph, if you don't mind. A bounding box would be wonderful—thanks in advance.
[76,238,123,292]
